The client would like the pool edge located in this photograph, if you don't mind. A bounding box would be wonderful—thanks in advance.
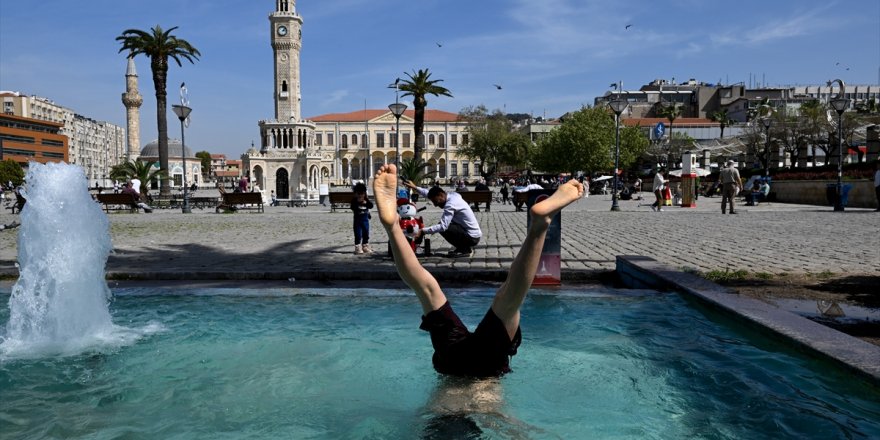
[616,255,880,385]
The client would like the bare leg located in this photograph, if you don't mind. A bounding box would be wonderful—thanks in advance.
[491,180,584,338]
[374,164,447,314]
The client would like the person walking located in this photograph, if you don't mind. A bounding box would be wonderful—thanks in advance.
[500,180,509,205]
[651,169,666,212]
[350,182,373,254]
[719,160,742,214]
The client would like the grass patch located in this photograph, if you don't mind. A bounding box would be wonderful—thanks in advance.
[703,268,749,283]
[753,272,773,280]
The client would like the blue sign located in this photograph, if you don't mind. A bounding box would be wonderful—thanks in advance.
[654,122,666,139]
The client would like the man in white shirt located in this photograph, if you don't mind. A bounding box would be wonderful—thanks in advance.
[404,180,482,258]
[130,177,142,196]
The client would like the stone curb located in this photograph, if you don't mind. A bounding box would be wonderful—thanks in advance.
[616,255,880,385]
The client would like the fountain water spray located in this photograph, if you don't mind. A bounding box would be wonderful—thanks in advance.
[0,162,143,358]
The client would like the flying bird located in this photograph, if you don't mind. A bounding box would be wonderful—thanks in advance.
[436,42,443,48]
[388,78,400,88]
[609,83,617,89]
[493,84,503,90]
[625,24,632,29]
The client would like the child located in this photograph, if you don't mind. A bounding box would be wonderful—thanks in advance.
[350,182,373,254]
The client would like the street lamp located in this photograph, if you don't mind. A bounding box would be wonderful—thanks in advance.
[171,104,192,214]
[607,97,628,212]
[827,78,848,212]
[761,117,772,177]
[388,101,407,193]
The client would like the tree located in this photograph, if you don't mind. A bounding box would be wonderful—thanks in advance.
[117,25,200,196]
[709,108,736,139]
[799,99,829,166]
[530,106,648,175]
[110,160,166,195]
[657,104,682,165]
[398,69,453,163]
[398,157,435,201]
[195,151,212,180]
[457,105,531,179]
[0,160,24,188]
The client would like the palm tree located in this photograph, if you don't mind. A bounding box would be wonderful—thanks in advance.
[399,69,453,163]
[110,160,167,195]
[117,25,200,196]
[709,108,736,139]
[398,157,436,202]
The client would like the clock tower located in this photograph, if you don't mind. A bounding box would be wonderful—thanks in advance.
[270,0,302,121]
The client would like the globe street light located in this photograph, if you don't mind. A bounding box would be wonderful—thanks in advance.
[388,101,407,193]
[607,97,628,212]
[761,117,772,177]
[827,79,848,212]
[171,104,192,214]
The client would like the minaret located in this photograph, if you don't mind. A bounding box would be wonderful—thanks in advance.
[270,0,303,121]
[121,56,143,161]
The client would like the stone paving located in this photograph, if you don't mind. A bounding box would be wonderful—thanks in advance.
[0,192,876,281]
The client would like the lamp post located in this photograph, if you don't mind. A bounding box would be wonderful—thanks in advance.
[388,101,407,193]
[171,104,192,214]
[607,97,628,212]
[761,117,772,177]
[828,79,849,212]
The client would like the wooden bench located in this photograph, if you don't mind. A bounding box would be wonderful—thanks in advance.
[217,192,264,213]
[328,192,354,212]
[95,193,141,213]
[7,192,26,214]
[458,190,493,212]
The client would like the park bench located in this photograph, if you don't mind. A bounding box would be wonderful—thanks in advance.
[95,193,141,213]
[458,190,493,212]
[216,192,264,213]
[7,192,26,214]
[328,192,354,212]
[512,191,529,211]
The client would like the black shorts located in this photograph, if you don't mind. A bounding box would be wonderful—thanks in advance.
[419,301,522,378]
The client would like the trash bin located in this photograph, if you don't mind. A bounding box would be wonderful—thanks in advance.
[825,183,853,207]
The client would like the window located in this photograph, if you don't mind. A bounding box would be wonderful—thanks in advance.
[451,163,458,177]
[376,133,384,148]
[463,162,469,177]
[327,133,334,145]
[341,134,348,149]
[403,133,410,149]
[439,134,445,149]
[361,134,367,148]
[315,133,323,146]
[41,139,64,147]
[429,134,435,145]
[352,134,358,146]
[462,134,469,145]
[451,134,458,145]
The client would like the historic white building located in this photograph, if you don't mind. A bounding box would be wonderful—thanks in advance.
[243,1,476,198]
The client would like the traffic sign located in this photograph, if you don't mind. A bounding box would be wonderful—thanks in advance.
[654,122,666,139]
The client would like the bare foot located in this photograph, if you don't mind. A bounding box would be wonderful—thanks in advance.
[530,180,584,220]
[373,164,399,228]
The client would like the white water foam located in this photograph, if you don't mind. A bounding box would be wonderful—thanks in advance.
[0,162,162,359]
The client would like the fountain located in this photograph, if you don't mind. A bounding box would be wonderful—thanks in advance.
[0,162,149,359]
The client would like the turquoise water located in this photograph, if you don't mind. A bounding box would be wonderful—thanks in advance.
[1,287,879,439]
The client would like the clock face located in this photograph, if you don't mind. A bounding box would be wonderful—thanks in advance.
[277,25,288,36]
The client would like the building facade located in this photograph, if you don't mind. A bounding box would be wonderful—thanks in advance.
[0,113,69,165]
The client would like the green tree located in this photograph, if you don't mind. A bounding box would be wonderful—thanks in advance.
[799,99,828,166]
[709,108,736,139]
[110,160,166,195]
[195,151,212,180]
[457,105,531,179]
[117,25,200,196]
[531,106,647,175]
[398,69,453,163]
[0,160,25,188]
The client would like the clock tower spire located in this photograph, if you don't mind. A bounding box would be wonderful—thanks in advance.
[270,0,303,121]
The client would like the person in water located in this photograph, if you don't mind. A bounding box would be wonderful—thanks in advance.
[373,164,584,377]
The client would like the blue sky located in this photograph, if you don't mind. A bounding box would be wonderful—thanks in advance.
[1,0,878,156]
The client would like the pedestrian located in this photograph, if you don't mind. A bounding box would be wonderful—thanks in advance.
[719,160,742,214]
[500,180,509,205]
[873,160,880,211]
[374,163,583,378]
[403,179,482,258]
[350,182,373,254]
[113,181,120,194]
[238,176,249,193]
[270,190,278,207]
[651,169,666,212]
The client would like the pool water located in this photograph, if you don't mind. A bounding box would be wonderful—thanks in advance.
[1,287,879,439]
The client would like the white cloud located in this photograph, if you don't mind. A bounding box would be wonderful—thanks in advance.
[711,6,835,47]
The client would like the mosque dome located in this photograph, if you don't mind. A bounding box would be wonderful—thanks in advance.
[140,138,196,158]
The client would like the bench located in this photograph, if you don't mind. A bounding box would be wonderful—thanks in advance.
[7,192,26,214]
[217,192,264,213]
[512,191,529,211]
[95,193,141,213]
[458,190,493,212]
[328,192,354,212]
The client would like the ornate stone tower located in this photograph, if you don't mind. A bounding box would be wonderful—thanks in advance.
[270,0,303,121]
[121,56,143,161]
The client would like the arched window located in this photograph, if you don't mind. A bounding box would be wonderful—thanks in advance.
[282,81,288,92]
[352,134,358,145]
[341,134,348,148]
[429,134,435,145]
[439,134,446,149]
[362,134,368,147]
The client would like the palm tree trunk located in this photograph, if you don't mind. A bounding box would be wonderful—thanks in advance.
[413,99,426,163]
[152,59,171,196]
